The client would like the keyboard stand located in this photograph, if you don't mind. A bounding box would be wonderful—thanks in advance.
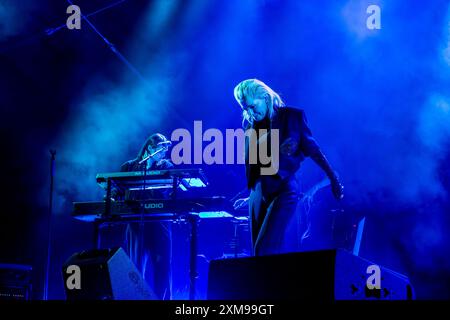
[90,210,206,300]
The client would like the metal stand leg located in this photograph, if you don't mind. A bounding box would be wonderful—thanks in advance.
[232,220,239,258]
[188,214,199,300]
[97,177,111,250]
[93,221,101,249]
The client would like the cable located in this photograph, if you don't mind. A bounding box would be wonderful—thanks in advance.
[47,0,129,36]
[64,0,192,129]
[66,0,148,83]
[0,0,128,54]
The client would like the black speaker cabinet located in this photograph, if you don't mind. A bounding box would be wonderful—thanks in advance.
[62,247,157,300]
[207,249,414,300]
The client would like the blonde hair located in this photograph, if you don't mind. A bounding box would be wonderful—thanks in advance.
[233,79,285,126]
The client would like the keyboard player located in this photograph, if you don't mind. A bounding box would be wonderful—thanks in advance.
[118,133,173,300]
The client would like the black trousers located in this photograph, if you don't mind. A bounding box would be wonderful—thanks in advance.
[249,177,301,256]
[125,222,172,300]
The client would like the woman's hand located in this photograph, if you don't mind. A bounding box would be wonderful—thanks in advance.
[330,176,344,200]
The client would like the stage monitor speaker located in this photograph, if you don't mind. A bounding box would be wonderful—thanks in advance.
[0,264,32,300]
[62,247,157,300]
[207,249,414,300]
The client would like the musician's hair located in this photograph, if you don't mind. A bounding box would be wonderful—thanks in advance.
[137,133,169,159]
[233,79,285,126]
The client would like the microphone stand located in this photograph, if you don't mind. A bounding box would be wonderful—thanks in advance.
[43,150,56,300]
[138,146,169,165]
[138,157,148,277]
[137,146,170,285]
[136,146,167,277]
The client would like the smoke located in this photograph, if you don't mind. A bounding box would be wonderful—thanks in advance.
[52,76,171,210]
[409,91,450,269]
[418,95,450,161]
[53,0,450,247]
[340,0,385,40]
[301,0,450,208]
[48,0,195,212]
[0,1,24,39]
[443,6,450,67]
[0,0,46,40]
[20,0,448,297]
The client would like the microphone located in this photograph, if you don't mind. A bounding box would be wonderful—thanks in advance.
[138,141,172,164]
[156,140,172,147]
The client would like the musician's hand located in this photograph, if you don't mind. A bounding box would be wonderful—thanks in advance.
[330,177,344,200]
[233,197,249,210]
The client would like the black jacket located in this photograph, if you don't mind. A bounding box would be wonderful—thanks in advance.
[245,107,330,195]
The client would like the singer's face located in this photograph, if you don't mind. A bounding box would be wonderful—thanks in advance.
[243,96,268,122]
